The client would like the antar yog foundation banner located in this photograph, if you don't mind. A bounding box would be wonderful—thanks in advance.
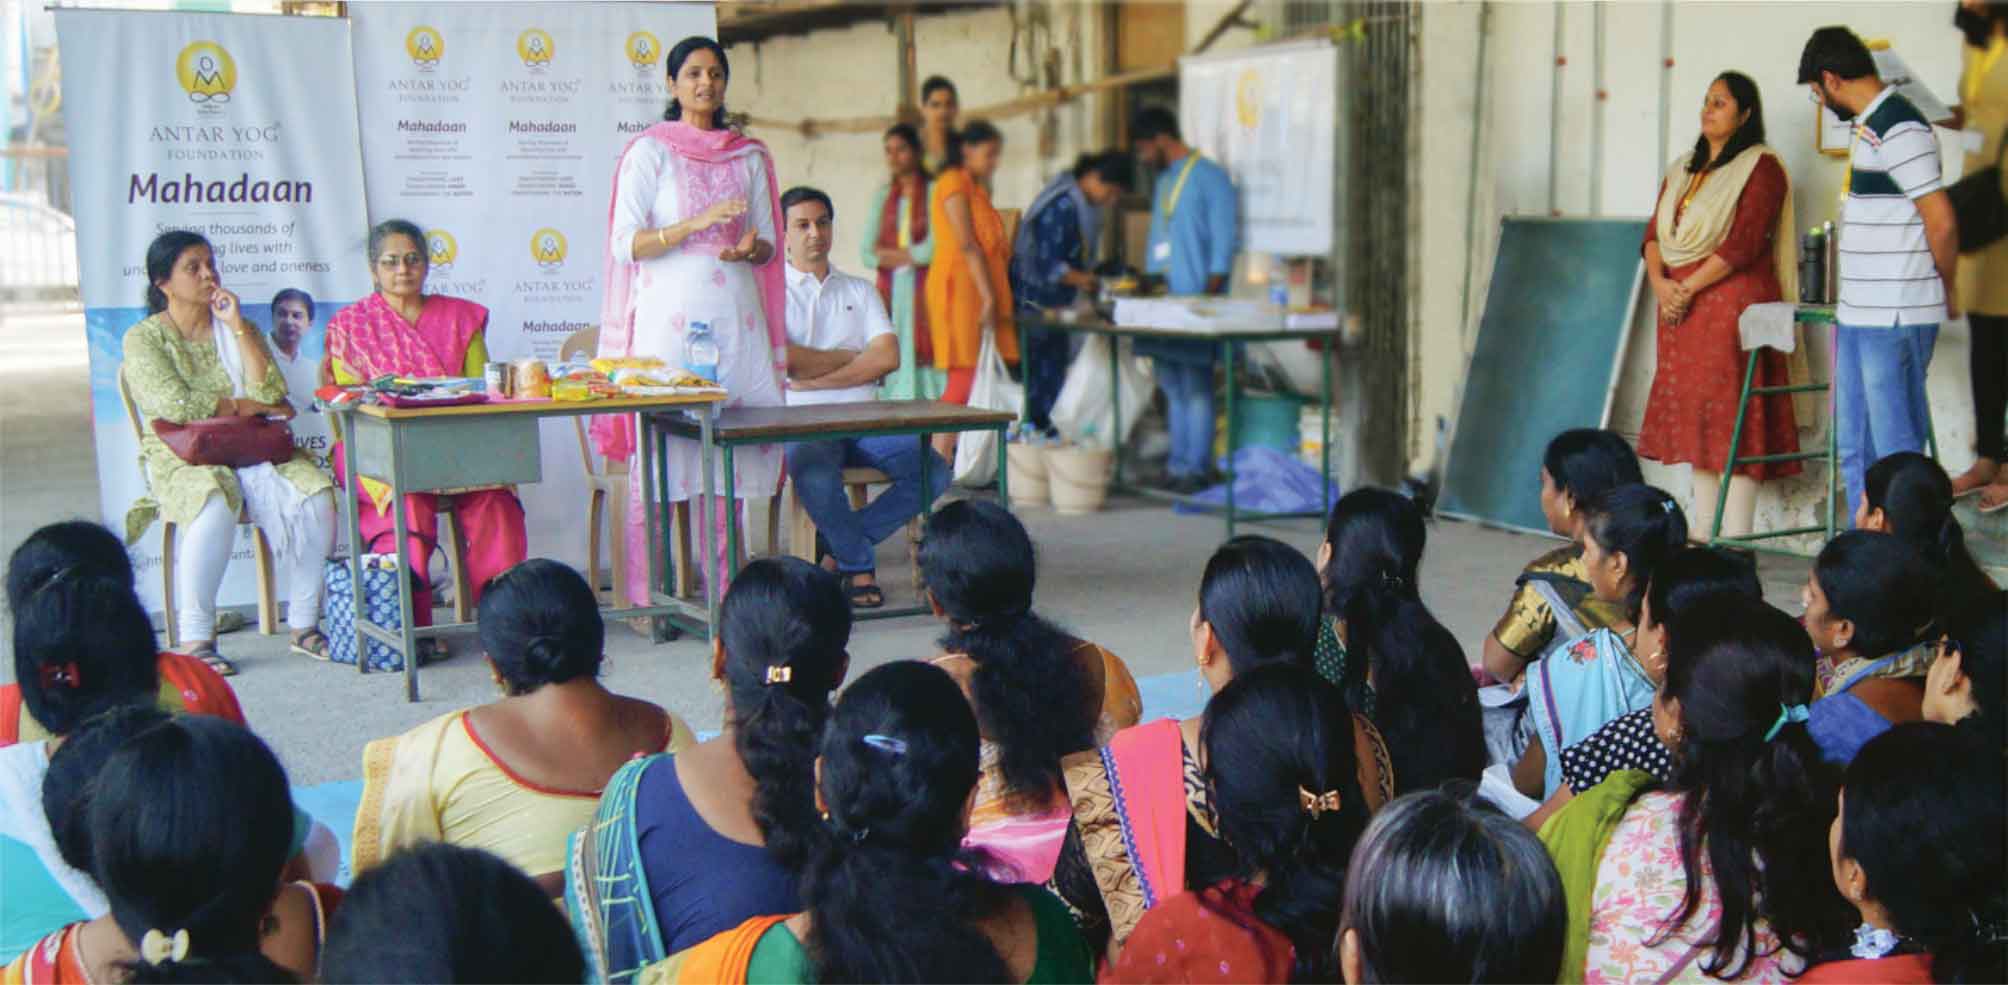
[349,2,715,569]
[56,10,371,616]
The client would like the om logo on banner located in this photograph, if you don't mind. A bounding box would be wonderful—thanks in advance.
[426,229,459,271]
[626,31,662,73]
[1235,69,1263,130]
[531,228,567,271]
[518,28,556,70]
[176,41,236,107]
[406,26,444,70]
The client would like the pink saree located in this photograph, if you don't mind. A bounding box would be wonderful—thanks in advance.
[326,292,525,624]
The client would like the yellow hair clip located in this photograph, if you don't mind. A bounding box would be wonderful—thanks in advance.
[139,929,191,966]
[763,665,793,685]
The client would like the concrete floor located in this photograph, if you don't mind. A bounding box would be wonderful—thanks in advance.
[0,306,1819,785]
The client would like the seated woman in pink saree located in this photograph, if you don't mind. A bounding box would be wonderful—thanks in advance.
[327,218,528,645]
[591,37,787,604]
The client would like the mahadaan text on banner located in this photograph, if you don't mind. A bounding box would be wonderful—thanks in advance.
[55,9,372,615]
[349,3,716,568]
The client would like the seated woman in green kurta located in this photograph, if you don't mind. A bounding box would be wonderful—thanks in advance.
[121,230,337,676]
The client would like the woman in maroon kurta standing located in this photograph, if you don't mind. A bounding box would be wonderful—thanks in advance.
[1640,71,1800,538]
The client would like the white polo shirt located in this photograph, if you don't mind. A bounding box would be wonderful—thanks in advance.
[784,263,895,407]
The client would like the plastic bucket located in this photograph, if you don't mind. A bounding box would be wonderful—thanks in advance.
[1046,445,1114,515]
[1217,394,1303,460]
[1006,443,1050,507]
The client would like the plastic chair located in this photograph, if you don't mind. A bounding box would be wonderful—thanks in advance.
[117,367,278,648]
[560,326,634,604]
[784,468,925,598]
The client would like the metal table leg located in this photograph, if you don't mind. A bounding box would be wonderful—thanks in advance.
[1109,333,1123,490]
[995,423,1010,502]
[339,414,366,678]
[387,424,419,702]
[700,409,719,634]
[1222,340,1238,539]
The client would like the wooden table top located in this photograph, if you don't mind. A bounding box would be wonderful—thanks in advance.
[652,400,1015,441]
[347,390,724,421]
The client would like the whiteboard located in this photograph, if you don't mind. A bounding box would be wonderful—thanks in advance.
[1179,40,1336,257]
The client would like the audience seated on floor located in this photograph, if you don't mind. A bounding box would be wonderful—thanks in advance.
[671,660,1091,984]
[1514,483,1689,800]
[6,713,334,984]
[1339,789,1566,984]
[1053,534,1392,967]
[568,557,851,982]
[353,559,692,890]
[1108,664,1371,984]
[921,500,1141,884]
[322,842,583,984]
[1540,594,1853,983]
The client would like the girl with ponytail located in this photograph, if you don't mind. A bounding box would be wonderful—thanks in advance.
[680,661,1090,984]
[1540,594,1853,982]
[6,715,316,984]
[1513,483,1690,799]
[1858,452,1998,613]
[1053,536,1393,965]
[1110,665,1371,984]
[1315,488,1484,794]
[1805,722,2006,984]
[921,500,1140,884]
[356,560,691,888]
[568,557,851,983]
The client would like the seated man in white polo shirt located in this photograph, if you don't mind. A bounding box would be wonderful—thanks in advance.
[782,186,950,609]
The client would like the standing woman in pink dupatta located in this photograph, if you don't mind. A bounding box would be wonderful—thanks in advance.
[326,219,529,657]
[592,36,786,605]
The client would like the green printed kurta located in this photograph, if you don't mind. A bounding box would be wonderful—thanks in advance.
[120,312,332,542]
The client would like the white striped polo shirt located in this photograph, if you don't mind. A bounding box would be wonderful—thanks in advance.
[1838,87,1946,328]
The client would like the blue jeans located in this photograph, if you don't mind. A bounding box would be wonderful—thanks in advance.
[1835,321,1938,522]
[1157,360,1216,478]
[785,434,950,574]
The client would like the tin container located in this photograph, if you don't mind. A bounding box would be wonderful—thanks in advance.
[484,361,511,397]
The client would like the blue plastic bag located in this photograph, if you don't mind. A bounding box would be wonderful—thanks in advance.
[1174,446,1336,516]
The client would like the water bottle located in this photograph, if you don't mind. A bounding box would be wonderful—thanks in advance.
[685,320,719,384]
[1799,228,1826,304]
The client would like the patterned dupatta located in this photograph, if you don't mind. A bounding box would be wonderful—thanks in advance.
[592,121,787,460]
[875,176,931,357]
[324,291,486,382]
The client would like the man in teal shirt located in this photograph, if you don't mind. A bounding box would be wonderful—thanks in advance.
[1132,108,1240,492]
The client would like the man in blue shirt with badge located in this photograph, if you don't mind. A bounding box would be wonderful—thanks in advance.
[1132,108,1240,493]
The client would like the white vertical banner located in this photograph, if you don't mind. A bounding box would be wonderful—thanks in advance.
[349,2,716,571]
[56,9,370,616]
[1180,40,1337,257]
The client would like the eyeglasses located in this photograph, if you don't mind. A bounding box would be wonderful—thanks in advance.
[377,253,427,269]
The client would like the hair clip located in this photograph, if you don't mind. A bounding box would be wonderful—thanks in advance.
[763,665,792,685]
[861,734,908,756]
[139,929,191,966]
[1763,703,1811,742]
[1378,570,1407,592]
[37,662,82,691]
[1298,785,1342,818]
[1661,499,1677,514]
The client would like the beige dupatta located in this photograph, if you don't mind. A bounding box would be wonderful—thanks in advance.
[1655,144,1797,302]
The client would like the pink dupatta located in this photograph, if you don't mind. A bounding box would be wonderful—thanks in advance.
[1101,718,1187,911]
[325,291,487,381]
[591,120,787,460]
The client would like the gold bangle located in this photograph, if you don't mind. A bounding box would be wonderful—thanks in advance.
[656,227,669,249]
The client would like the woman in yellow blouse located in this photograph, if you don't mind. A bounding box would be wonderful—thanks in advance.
[352,560,691,891]
[1952,0,2008,511]
[120,230,336,676]
[926,119,1016,462]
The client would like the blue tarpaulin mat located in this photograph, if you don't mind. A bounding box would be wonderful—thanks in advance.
[1174,446,1334,517]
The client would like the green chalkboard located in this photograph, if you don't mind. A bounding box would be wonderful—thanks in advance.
[1440,217,1647,535]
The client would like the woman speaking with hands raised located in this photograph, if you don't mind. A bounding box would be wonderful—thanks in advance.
[593,35,787,601]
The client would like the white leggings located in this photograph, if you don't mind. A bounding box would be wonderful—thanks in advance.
[176,490,336,643]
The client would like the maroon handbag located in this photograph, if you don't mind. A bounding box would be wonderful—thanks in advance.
[152,415,296,468]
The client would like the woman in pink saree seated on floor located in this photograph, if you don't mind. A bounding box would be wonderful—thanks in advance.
[591,36,786,606]
[326,218,528,659]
